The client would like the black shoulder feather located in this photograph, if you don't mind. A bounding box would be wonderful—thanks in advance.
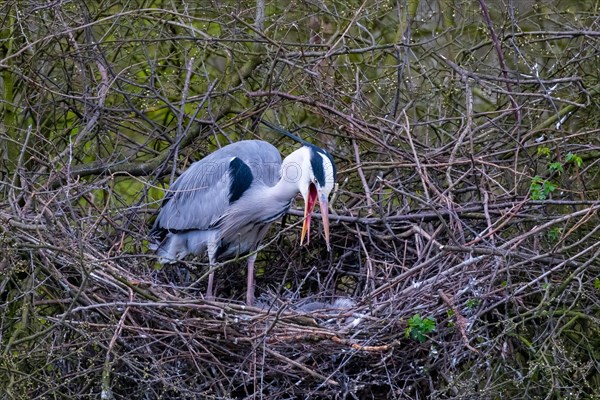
[228,157,253,203]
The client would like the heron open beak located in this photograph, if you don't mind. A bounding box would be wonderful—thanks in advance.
[300,183,317,246]
[300,183,331,251]
[319,193,331,251]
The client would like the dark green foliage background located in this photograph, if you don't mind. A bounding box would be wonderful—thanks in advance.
[1,1,599,398]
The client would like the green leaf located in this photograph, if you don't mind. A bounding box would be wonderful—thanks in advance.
[405,314,436,343]
[537,146,551,157]
[565,152,583,167]
[548,227,562,241]
[530,176,544,200]
[530,176,556,200]
[466,298,480,309]
[548,162,563,174]
[543,181,557,198]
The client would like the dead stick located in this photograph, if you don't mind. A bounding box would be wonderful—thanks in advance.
[264,347,339,385]
[438,290,480,354]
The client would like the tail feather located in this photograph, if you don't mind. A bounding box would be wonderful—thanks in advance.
[149,233,182,264]
[149,229,214,264]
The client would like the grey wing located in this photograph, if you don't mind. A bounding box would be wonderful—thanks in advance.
[152,140,282,232]
[153,155,232,232]
[236,140,282,187]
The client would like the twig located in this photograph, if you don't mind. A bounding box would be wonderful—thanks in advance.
[438,290,480,354]
[264,347,339,386]
[331,336,397,352]
[402,110,432,202]
[352,138,373,213]
[101,287,133,399]
[478,0,520,124]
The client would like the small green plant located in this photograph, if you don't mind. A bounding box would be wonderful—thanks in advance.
[537,146,551,157]
[565,152,583,168]
[446,309,455,328]
[405,314,436,343]
[545,152,584,176]
[593,278,600,292]
[548,162,564,174]
[465,298,481,309]
[530,176,557,200]
[547,226,562,241]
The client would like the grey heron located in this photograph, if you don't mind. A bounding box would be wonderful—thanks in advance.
[149,139,336,305]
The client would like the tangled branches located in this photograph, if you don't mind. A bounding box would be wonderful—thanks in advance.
[2,132,599,398]
[2,0,600,399]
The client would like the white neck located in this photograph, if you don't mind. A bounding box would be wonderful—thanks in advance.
[267,175,301,202]
[269,146,311,202]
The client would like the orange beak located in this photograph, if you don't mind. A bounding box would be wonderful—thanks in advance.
[319,194,331,251]
[300,183,331,251]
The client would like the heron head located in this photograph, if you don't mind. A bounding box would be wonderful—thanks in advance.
[295,145,336,251]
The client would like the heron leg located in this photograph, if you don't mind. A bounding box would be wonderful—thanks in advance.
[206,270,215,300]
[246,253,258,306]
[206,241,218,301]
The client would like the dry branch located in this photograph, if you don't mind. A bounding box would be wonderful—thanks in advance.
[1,1,600,399]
